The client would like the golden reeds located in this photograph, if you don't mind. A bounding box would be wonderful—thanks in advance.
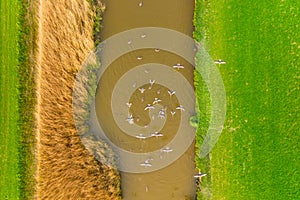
[35,0,121,199]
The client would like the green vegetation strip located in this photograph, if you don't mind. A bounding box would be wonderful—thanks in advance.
[0,0,36,199]
[0,0,21,198]
[194,0,299,199]
[88,0,105,46]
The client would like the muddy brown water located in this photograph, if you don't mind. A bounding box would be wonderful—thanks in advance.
[95,0,196,199]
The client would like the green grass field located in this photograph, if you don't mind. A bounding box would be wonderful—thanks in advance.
[0,0,21,198]
[194,0,299,199]
[1,0,36,199]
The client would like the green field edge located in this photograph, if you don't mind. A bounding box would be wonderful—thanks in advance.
[0,0,20,198]
[193,0,213,199]
[0,0,37,199]
[18,0,38,199]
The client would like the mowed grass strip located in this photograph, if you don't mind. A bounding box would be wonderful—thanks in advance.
[194,0,299,199]
[0,0,21,198]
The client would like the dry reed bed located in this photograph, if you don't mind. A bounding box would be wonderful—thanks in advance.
[35,0,121,199]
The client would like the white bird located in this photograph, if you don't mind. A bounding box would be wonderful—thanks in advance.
[126,102,132,108]
[127,40,132,45]
[154,48,160,52]
[140,162,152,167]
[148,79,155,89]
[126,114,134,125]
[153,97,162,104]
[137,56,143,60]
[158,109,166,119]
[214,59,226,64]
[149,79,155,86]
[139,87,145,93]
[194,173,207,178]
[138,1,143,7]
[132,82,137,88]
[150,132,163,138]
[161,147,173,153]
[144,104,155,111]
[140,158,153,167]
[136,133,147,139]
[172,63,184,70]
[170,111,176,117]
[168,89,176,96]
[176,105,185,111]
[141,34,146,38]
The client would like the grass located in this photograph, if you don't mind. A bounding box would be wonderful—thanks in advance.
[194,0,299,199]
[1,0,37,199]
[0,0,21,198]
[18,0,38,198]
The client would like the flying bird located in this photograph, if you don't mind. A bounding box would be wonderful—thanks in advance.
[167,89,176,96]
[170,111,176,117]
[214,59,226,65]
[140,161,152,167]
[158,109,166,119]
[172,63,185,70]
[136,133,147,139]
[150,132,163,138]
[194,173,207,178]
[153,97,162,104]
[149,79,155,89]
[126,102,132,108]
[140,158,153,167]
[176,105,185,111]
[149,79,155,86]
[126,114,134,125]
[160,147,173,153]
[139,87,145,93]
[144,104,155,111]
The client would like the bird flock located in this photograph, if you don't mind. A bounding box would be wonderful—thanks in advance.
[122,19,225,173]
[124,31,189,169]
[123,75,185,168]
[125,77,186,126]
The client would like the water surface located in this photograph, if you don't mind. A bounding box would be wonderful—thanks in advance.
[96,1,196,199]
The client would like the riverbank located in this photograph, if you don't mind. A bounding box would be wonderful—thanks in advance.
[34,0,121,198]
